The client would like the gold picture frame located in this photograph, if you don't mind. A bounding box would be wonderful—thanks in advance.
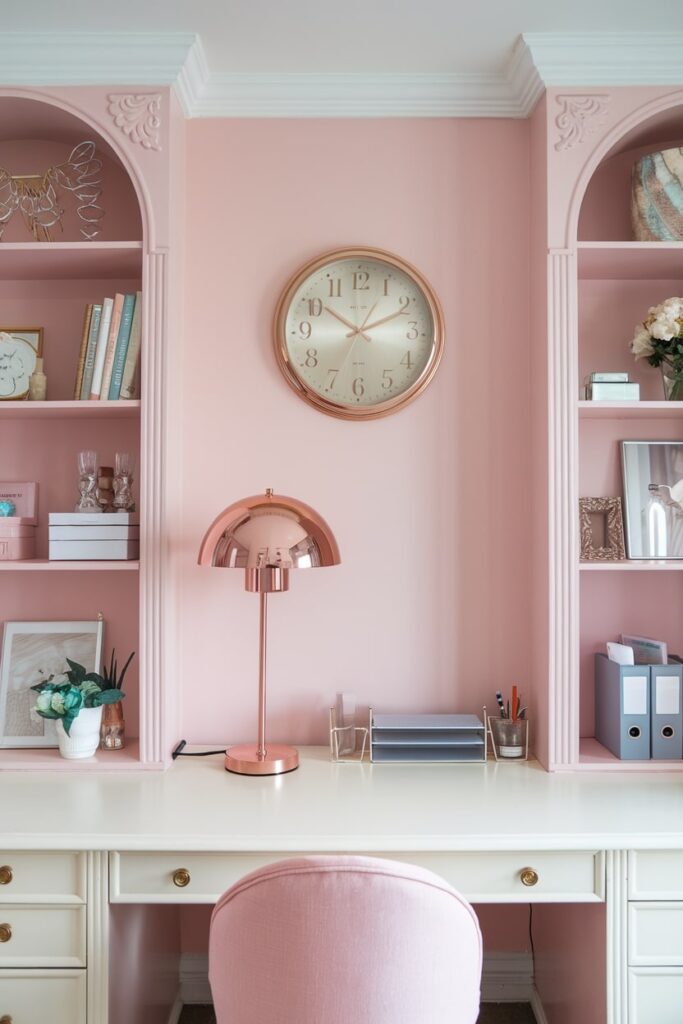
[579,496,626,562]
[0,327,44,401]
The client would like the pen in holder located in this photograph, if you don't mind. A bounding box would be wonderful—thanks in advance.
[329,705,368,763]
[488,713,529,761]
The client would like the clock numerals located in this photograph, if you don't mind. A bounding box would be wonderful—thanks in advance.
[399,296,410,314]
[381,370,393,390]
[353,270,370,291]
[328,278,342,298]
[325,369,339,391]
[383,278,390,296]
[406,321,419,341]
[352,377,365,398]
[299,320,312,340]
[400,351,413,370]
[304,348,318,368]
[308,298,323,317]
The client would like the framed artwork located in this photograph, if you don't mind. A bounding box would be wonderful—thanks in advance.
[0,327,43,401]
[579,497,626,562]
[622,441,683,559]
[0,619,103,748]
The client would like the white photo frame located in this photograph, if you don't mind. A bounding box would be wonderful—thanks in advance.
[0,619,103,748]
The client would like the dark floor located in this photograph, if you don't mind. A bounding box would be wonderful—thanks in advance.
[179,1003,536,1023]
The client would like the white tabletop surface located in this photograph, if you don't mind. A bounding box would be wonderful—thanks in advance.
[1,747,683,852]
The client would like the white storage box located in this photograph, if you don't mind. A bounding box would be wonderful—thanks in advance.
[48,511,139,561]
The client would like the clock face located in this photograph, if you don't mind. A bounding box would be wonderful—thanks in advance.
[274,248,444,419]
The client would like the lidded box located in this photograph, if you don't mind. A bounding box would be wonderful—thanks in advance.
[0,481,38,560]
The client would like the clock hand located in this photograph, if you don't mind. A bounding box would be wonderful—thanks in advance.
[345,305,409,337]
[323,305,371,343]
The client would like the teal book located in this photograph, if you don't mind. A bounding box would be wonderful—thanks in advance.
[108,293,136,400]
[79,304,103,401]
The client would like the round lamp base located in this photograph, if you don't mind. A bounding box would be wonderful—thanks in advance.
[225,743,299,776]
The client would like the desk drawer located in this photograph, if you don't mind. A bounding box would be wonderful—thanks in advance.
[629,968,683,1024]
[0,853,85,904]
[629,852,683,900]
[0,969,86,1024]
[629,903,683,966]
[111,850,604,904]
[0,905,85,967]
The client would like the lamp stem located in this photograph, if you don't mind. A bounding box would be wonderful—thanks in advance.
[257,590,268,760]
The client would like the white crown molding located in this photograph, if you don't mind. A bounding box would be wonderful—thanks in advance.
[0,31,198,87]
[2,30,682,119]
[188,69,533,118]
[523,31,683,86]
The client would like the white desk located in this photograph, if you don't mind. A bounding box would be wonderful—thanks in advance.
[1,749,683,1023]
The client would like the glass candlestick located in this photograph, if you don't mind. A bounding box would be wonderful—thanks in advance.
[75,450,101,513]
[113,452,135,513]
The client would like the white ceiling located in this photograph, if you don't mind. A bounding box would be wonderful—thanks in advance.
[5,0,683,76]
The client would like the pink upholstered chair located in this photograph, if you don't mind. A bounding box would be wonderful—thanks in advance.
[209,854,482,1024]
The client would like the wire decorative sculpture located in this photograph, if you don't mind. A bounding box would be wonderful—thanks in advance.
[0,141,104,242]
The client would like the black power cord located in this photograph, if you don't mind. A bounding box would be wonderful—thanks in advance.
[171,739,226,759]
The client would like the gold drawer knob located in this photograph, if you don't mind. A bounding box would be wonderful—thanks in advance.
[0,866,13,886]
[172,868,191,888]
[520,867,539,887]
[0,924,12,943]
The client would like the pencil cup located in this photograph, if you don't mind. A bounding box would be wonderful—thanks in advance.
[489,718,529,760]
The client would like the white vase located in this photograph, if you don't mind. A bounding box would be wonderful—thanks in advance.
[55,706,103,760]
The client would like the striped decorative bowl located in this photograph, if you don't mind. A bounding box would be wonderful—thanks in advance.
[632,147,683,241]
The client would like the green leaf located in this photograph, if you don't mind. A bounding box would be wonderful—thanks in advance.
[62,712,77,736]
[65,659,85,684]
[35,708,60,720]
[94,690,123,705]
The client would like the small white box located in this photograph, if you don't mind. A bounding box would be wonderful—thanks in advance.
[49,525,140,541]
[48,539,140,561]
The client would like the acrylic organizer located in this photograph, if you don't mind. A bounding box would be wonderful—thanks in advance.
[369,710,487,763]
[329,705,368,763]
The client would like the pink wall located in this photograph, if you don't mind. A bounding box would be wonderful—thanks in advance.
[179,118,532,747]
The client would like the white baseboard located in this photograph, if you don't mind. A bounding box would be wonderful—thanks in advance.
[166,992,183,1024]
[530,987,550,1024]
[179,951,546,1010]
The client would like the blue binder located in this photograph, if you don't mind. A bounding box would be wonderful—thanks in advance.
[594,653,651,760]
[650,663,683,760]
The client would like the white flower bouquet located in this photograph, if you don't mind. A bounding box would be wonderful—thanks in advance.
[631,297,683,400]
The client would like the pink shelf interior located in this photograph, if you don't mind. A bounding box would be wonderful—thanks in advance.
[578,242,683,280]
[0,740,153,772]
[578,737,683,771]
[0,242,143,280]
[0,560,139,571]
[0,400,141,419]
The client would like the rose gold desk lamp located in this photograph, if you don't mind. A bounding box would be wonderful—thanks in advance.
[198,489,341,776]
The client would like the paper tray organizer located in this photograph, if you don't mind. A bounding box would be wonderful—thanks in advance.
[369,711,487,763]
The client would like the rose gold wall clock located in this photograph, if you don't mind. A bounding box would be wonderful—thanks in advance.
[274,246,445,420]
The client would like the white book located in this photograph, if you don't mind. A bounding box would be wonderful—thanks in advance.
[89,297,114,400]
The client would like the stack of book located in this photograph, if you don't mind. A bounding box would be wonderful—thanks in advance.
[583,371,640,401]
[72,292,142,401]
[48,512,140,561]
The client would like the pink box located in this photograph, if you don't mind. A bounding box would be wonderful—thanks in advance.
[0,526,36,560]
[0,481,38,525]
[0,482,38,559]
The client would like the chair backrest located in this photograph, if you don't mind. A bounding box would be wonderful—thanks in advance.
[209,854,482,1024]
